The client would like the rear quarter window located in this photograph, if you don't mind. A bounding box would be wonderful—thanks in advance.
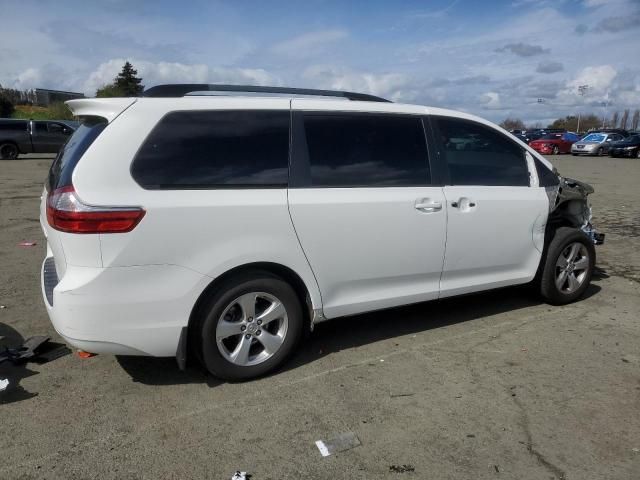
[131,110,290,189]
[48,116,107,190]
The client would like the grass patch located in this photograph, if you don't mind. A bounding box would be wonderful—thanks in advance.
[12,103,75,120]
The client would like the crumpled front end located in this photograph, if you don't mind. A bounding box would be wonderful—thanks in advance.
[545,176,605,245]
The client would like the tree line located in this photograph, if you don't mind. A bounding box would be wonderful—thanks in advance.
[500,110,640,133]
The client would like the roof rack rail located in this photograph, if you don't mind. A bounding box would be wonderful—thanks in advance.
[142,84,391,103]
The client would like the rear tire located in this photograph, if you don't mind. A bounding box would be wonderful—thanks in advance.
[0,143,19,160]
[538,227,595,305]
[196,271,303,381]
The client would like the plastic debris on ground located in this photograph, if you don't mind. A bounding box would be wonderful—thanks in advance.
[0,378,9,392]
[315,431,361,457]
[17,241,37,247]
[0,337,71,365]
[77,350,97,359]
[230,472,251,479]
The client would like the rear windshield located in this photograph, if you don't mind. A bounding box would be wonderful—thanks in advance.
[47,116,107,191]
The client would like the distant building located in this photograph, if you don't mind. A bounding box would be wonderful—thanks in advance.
[35,88,85,106]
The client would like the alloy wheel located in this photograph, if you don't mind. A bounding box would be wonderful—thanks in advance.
[215,292,288,367]
[555,242,589,294]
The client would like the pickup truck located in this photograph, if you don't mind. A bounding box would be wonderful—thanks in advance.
[0,119,76,159]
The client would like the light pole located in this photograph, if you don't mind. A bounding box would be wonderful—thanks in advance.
[577,84,588,134]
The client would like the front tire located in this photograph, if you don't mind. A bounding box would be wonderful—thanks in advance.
[0,143,19,160]
[552,145,559,155]
[538,227,595,305]
[196,271,303,381]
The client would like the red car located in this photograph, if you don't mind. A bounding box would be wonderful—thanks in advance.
[529,132,580,154]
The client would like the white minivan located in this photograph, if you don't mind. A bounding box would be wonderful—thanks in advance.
[41,84,603,380]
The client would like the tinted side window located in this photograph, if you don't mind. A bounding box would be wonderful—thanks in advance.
[34,122,48,132]
[0,121,27,131]
[436,117,529,186]
[303,113,430,187]
[132,110,289,189]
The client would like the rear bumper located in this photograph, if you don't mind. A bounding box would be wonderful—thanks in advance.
[41,259,210,356]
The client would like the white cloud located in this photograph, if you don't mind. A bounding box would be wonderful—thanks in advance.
[303,65,409,101]
[479,92,502,109]
[567,65,617,97]
[11,68,42,90]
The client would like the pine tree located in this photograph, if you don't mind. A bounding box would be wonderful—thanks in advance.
[96,61,144,97]
[115,61,144,96]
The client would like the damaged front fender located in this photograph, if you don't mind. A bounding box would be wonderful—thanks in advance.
[545,175,604,245]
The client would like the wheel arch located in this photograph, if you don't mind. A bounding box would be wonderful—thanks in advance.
[187,262,318,355]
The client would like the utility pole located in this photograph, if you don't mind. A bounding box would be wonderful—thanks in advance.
[577,84,588,134]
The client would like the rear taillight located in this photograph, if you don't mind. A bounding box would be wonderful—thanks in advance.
[46,186,145,234]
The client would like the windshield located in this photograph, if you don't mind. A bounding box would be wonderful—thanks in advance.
[47,116,107,191]
[582,133,605,142]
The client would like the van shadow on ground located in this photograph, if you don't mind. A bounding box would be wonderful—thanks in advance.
[116,278,603,387]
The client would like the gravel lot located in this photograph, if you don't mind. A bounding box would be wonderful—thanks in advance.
[1,154,639,479]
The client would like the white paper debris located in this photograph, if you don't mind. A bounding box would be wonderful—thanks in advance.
[231,472,248,480]
[316,432,361,457]
[0,378,9,392]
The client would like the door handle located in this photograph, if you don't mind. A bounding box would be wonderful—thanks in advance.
[414,200,442,212]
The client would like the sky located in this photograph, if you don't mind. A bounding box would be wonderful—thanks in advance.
[1,0,639,125]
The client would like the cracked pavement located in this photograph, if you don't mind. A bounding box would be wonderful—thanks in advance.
[1,155,639,479]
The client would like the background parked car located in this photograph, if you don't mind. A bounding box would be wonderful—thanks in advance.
[0,119,75,159]
[571,132,625,156]
[587,128,630,138]
[608,134,640,158]
[529,132,579,154]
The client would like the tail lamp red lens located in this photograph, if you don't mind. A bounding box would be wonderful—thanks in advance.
[46,186,145,234]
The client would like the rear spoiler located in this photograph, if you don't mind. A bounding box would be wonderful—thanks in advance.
[65,98,137,123]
